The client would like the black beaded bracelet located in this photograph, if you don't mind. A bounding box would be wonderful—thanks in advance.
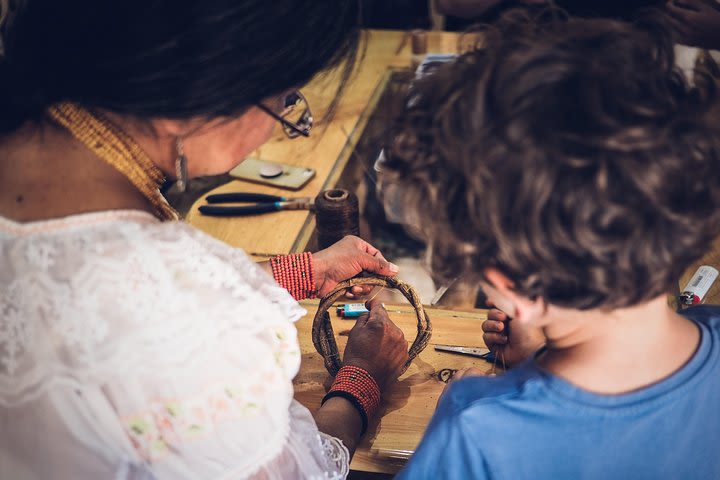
[321,390,369,436]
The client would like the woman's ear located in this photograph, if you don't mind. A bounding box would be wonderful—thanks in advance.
[483,268,545,326]
[151,119,194,138]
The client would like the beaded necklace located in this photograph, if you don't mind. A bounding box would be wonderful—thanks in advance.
[47,102,178,221]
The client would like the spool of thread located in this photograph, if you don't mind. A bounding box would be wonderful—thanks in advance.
[315,188,360,249]
[411,29,428,71]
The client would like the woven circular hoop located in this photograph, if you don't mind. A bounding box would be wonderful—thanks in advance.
[312,275,433,376]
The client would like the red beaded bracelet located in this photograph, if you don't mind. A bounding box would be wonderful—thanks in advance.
[321,365,381,435]
[270,252,317,300]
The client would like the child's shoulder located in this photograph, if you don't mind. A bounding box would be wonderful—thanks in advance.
[440,363,545,415]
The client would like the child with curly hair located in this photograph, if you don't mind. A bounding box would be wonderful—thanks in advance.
[378,9,720,479]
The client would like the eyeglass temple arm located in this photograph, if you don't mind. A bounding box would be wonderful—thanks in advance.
[256,104,310,137]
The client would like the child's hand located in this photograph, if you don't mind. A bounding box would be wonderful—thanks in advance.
[482,308,545,368]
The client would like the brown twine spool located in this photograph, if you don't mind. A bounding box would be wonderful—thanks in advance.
[410,29,428,71]
[411,29,428,55]
[314,189,360,249]
[312,275,433,376]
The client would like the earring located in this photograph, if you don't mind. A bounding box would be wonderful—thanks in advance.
[175,137,188,192]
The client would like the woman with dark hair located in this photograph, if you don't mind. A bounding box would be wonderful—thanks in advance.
[0,1,409,478]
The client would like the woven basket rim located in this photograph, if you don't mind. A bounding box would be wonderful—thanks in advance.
[311,275,433,376]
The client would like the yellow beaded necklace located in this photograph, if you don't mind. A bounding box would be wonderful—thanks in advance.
[47,102,179,221]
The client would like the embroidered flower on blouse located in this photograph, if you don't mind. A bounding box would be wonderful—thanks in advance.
[126,415,170,462]
[269,325,301,378]
[123,383,265,462]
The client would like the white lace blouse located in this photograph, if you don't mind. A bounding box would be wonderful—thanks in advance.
[0,210,349,479]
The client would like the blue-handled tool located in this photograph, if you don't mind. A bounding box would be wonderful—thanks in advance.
[198,192,313,217]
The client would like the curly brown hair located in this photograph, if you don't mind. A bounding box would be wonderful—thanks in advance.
[381,9,720,310]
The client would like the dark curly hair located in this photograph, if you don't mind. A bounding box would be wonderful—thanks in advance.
[381,9,720,310]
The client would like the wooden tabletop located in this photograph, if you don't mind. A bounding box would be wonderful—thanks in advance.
[294,301,494,475]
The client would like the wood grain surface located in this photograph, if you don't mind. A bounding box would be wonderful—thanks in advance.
[294,301,493,474]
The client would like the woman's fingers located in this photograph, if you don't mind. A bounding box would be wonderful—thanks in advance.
[365,296,385,311]
[373,249,388,263]
[358,251,399,276]
[356,236,390,263]
[344,284,375,299]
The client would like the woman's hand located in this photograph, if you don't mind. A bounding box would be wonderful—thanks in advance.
[482,308,545,368]
[666,0,720,50]
[313,298,406,455]
[313,235,399,298]
[342,298,409,388]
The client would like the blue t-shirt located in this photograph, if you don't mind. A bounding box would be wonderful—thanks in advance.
[398,306,720,480]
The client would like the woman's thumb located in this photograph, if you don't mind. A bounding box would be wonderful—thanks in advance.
[360,252,399,276]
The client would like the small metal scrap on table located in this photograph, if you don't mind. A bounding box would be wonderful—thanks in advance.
[198,192,313,217]
[434,344,502,383]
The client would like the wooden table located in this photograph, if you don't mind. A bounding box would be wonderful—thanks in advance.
[294,301,493,475]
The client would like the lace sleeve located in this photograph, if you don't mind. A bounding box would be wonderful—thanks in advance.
[243,401,350,480]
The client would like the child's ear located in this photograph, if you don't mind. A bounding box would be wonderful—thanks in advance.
[483,268,545,326]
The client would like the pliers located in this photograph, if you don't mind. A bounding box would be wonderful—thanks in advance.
[198,192,314,217]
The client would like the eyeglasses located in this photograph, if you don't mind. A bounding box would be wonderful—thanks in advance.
[258,90,313,139]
